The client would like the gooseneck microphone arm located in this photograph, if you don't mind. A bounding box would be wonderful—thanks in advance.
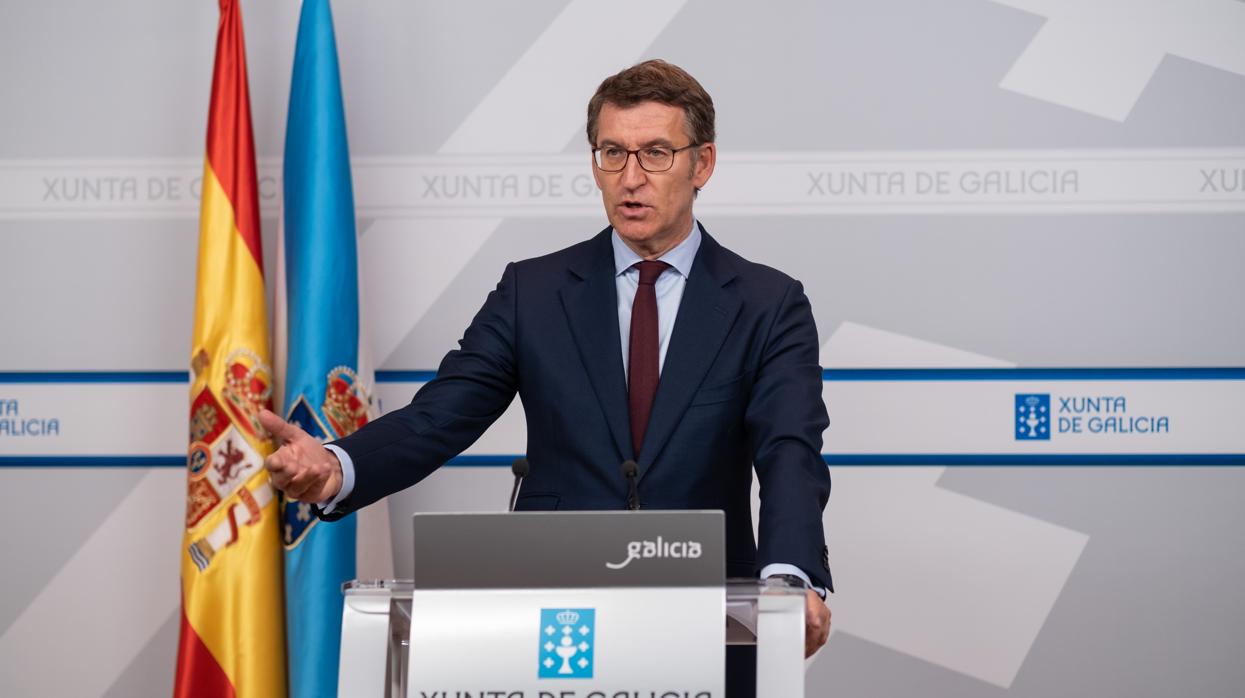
[621,459,640,511]
[508,457,529,512]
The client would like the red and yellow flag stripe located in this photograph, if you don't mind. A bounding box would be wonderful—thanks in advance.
[174,2,286,696]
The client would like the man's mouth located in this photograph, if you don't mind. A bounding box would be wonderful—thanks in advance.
[618,201,649,219]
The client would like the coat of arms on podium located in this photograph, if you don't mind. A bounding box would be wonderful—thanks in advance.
[538,608,595,679]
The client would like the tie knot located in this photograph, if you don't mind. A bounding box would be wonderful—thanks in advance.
[634,260,670,286]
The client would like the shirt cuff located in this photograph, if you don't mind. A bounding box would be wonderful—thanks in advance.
[760,562,827,599]
[319,444,356,515]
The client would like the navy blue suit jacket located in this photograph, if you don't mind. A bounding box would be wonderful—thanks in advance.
[324,225,833,590]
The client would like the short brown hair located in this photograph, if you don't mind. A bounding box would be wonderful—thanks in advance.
[586,59,716,146]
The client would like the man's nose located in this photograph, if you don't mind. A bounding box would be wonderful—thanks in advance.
[619,153,647,189]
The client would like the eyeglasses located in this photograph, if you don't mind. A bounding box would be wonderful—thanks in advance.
[592,143,700,173]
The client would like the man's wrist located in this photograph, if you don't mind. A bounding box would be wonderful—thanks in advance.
[767,573,810,591]
[326,450,343,498]
[320,444,356,513]
[761,563,827,600]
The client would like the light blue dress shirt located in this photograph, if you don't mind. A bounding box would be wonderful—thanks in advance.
[612,221,700,378]
[323,220,821,596]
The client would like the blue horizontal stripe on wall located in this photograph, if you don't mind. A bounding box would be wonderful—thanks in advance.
[823,454,1245,466]
[438,454,1245,466]
[383,368,1245,382]
[820,367,1245,381]
[0,456,186,467]
[0,371,189,383]
[376,370,438,383]
[3,368,1242,384]
[4,454,1243,467]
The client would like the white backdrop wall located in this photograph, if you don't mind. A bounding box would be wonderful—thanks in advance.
[1,1,1244,696]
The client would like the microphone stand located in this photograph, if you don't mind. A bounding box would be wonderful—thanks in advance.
[621,459,640,511]
[508,457,529,512]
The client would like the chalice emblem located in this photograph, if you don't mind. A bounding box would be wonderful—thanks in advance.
[539,608,595,678]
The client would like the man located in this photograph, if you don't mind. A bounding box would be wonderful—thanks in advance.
[261,59,832,693]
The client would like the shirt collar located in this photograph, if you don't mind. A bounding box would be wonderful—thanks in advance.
[611,221,702,278]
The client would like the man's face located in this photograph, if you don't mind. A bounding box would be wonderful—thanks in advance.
[592,101,716,258]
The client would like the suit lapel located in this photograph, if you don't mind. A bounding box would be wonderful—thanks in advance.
[638,229,741,476]
[558,230,633,461]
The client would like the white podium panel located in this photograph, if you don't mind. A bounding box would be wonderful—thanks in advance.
[340,579,805,697]
[409,588,723,693]
[338,512,806,697]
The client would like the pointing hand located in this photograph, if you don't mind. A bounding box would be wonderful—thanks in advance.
[259,408,343,503]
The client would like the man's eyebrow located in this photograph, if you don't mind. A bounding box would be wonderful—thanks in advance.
[595,138,676,148]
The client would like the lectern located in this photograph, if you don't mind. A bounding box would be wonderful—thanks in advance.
[337,511,806,697]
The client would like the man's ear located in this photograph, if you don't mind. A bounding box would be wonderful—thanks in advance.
[692,142,716,189]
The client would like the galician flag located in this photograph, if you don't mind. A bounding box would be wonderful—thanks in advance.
[175,1,287,696]
[276,1,374,696]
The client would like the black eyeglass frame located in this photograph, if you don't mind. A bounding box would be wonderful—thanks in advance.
[591,143,702,173]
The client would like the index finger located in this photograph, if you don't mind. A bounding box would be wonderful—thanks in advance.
[257,408,299,443]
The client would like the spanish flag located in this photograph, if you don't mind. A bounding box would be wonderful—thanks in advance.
[175,1,286,696]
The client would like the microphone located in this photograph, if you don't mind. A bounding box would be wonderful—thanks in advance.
[621,459,640,511]
[508,457,529,512]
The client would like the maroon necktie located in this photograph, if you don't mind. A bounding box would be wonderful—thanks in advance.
[628,260,670,456]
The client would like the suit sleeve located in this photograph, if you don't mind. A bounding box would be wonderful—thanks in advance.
[319,263,520,520]
[746,278,833,591]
